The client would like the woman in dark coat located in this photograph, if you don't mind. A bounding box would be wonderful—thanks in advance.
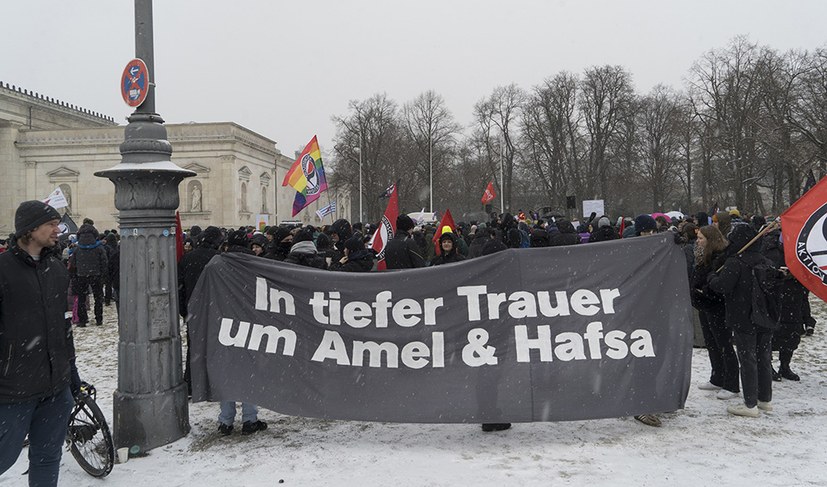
[708,224,777,417]
[691,225,739,398]
[430,232,466,266]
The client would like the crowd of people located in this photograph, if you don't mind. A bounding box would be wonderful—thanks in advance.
[0,200,820,485]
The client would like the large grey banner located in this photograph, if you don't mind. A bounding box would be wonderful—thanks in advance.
[189,234,692,423]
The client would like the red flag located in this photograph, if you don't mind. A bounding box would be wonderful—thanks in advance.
[781,175,827,303]
[481,182,496,205]
[432,208,457,256]
[175,211,184,262]
[370,183,399,271]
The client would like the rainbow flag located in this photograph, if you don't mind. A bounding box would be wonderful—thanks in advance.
[282,136,328,216]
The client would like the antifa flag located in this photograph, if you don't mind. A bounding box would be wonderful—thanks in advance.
[481,182,496,205]
[781,174,827,303]
[58,213,78,235]
[432,208,457,256]
[282,136,328,216]
[370,182,399,271]
[188,235,693,424]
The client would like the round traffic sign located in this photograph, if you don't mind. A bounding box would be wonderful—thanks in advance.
[121,58,150,108]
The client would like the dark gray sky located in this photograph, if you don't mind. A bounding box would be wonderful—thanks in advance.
[2,0,825,158]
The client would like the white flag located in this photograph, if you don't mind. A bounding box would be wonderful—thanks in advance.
[42,187,69,209]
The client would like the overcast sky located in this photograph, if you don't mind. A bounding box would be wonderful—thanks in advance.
[2,1,826,160]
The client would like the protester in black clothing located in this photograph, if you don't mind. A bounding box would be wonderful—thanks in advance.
[226,230,253,255]
[588,217,618,243]
[284,230,327,269]
[708,224,778,417]
[330,236,374,272]
[69,222,108,326]
[264,226,292,261]
[0,201,76,486]
[178,226,224,395]
[430,232,466,266]
[384,215,426,269]
[691,225,739,398]
[761,228,809,381]
[529,228,550,247]
[549,220,580,246]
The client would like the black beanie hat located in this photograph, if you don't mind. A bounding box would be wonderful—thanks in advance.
[15,200,61,238]
[227,230,248,247]
[344,236,363,253]
[396,215,415,233]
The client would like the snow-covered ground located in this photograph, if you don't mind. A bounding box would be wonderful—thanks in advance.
[3,298,827,487]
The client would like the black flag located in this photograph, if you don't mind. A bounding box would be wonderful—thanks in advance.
[59,213,78,235]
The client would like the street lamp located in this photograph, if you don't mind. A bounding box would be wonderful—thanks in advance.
[95,0,193,452]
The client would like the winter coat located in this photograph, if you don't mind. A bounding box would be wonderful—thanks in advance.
[690,249,726,315]
[284,241,328,269]
[384,233,426,269]
[467,235,487,258]
[72,224,107,277]
[329,249,374,272]
[178,246,220,317]
[0,243,73,403]
[707,225,775,334]
[430,234,466,266]
[762,230,812,332]
[549,221,580,247]
[588,226,618,243]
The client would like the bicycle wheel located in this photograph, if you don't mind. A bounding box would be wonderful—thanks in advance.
[67,394,114,478]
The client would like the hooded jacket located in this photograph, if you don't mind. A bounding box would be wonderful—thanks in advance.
[430,233,466,266]
[285,241,327,269]
[72,223,108,277]
[707,224,775,333]
[0,242,73,402]
[549,220,580,247]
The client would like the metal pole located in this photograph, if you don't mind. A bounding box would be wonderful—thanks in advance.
[500,138,504,215]
[95,0,193,453]
[429,133,433,213]
[359,131,363,223]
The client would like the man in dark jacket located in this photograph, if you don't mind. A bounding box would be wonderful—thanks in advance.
[384,215,426,269]
[0,201,75,486]
[70,222,108,326]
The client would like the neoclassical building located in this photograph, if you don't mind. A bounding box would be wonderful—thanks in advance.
[0,81,349,235]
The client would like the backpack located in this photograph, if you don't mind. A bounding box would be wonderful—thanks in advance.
[748,261,783,330]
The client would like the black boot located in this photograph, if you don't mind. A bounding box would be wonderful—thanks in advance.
[780,366,800,381]
[779,351,800,381]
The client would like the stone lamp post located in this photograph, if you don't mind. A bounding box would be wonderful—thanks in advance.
[95,0,193,451]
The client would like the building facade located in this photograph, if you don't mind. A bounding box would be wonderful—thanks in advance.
[0,81,348,234]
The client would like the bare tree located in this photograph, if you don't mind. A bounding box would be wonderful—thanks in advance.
[634,86,683,211]
[473,84,525,213]
[402,91,460,212]
[332,93,410,223]
[579,65,635,201]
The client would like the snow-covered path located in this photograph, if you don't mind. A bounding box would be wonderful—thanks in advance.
[3,299,826,486]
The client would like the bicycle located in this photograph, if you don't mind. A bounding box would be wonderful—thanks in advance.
[66,382,114,477]
[21,383,114,478]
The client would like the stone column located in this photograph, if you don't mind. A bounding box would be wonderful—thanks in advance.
[95,0,193,452]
